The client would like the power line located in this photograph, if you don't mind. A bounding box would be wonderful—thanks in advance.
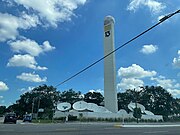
[55,10,180,88]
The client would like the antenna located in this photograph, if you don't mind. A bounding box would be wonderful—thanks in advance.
[72,101,87,111]
[57,102,71,111]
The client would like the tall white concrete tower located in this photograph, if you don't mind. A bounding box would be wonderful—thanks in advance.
[103,16,118,113]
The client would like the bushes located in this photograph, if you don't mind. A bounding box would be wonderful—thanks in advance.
[166,116,180,122]
[68,115,77,121]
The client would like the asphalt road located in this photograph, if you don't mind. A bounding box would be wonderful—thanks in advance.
[0,122,180,135]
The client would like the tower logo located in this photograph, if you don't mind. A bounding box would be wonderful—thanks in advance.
[105,31,110,37]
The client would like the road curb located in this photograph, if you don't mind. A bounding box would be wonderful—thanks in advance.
[114,124,123,128]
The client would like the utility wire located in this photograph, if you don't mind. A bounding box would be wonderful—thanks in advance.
[55,10,180,88]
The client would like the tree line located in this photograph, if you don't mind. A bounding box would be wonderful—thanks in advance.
[0,84,180,120]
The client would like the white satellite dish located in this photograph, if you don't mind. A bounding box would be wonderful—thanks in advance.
[87,103,99,112]
[137,103,145,112]
[69,109,78,113]
[57,102,71,111]
[117,109,128,115]
[95,106,111,113]
[144,110,154,115]
[73,101,87,111]
[128,102,145,113]
[128,102,135,111]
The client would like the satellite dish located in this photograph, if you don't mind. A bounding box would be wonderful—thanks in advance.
[117,109,128,115]
[138,104,145,113]
[87,103,98,112]
[128,102,135,111]
[144,110,154,115]
[128,102,145,113]
[57,102,71,111]
[69,109,78,113]
[73,101,87,111]
[95,106,111,113]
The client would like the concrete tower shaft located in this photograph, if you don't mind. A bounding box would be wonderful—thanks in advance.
[103,16,118,113]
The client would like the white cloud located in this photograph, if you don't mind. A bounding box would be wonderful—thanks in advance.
[42,41,56,52]
[17,72,47,82]
[118,64,156,78]
[167,89,180,97]
[0,0,88,42]
[0,12,39,42]
[9,39,55,56]
[117,64,156,91]
[151,76,180,97]
[0,13,19,42]
[19,86,34,93]
[14,0,87,27]
[117,78,144,91]
[7,54,47,70]
[173,50,180,68]
[19,12,40,29]
[89,89,104,95]
[140,44,158,54]
[0,81,9,91]
[127,0,165,14]
[151,76,175,89]
[0,96,3,99]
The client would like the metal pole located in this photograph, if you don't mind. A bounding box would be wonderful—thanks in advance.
[122,114,124,125]
[31,98,35,118]
[36,97,40,121]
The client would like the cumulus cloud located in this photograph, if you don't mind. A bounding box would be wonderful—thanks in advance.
[118,64,157,78]
[7,54,47,70]
[89,89,104,95]
[117,64,156,91]
[140,44,158,54]
[0,12,39,42]
[127,0,165,14]
[0,81,9,91]
[13,0,87,27]
[9,39,55,56]
[167,89,180,97]
[0,96,3,99]
[19,86,34,93]
[19,12,40,29]
[151,76,175,89]
[0,0,87,42]
[17,72,47,82]
[173,50,180,68]
[151,76,180,97]
[117,78,144,91]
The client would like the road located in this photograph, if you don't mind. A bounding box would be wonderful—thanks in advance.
[0,122,180,135]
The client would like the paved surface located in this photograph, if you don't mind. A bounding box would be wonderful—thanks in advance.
[0,122,180,135]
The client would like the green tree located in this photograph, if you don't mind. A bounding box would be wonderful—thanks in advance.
[60,89,82,104]
[8,85,60,118]
[0,106,6,115]
[173,98,180,115]
[118,86,177,119]
[139,86,174,118]
[133,107,142,123]
[117,89,142,112]
[84,92,104,106]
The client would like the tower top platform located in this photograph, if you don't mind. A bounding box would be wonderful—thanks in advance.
[104,16,115,25]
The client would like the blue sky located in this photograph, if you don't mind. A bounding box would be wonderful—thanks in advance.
[0,0,180,106]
